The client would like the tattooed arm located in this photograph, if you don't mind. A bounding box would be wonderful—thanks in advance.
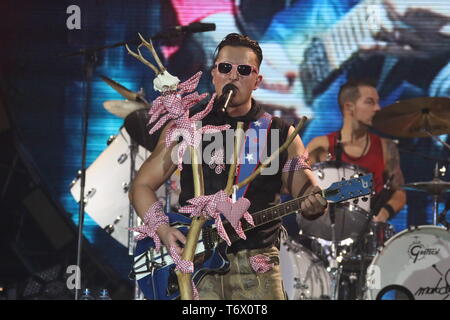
[373,138,407,222]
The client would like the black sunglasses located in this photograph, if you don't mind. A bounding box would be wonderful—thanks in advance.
[215,62,258,76]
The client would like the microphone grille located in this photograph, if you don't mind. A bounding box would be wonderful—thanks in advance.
[222,83,237,96]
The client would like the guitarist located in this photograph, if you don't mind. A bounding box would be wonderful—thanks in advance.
[129,33,327,300]
[306,79,407,223]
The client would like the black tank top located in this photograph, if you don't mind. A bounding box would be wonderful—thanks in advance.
[178,99,290,252]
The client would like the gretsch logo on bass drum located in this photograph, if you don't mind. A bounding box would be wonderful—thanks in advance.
[408,236,440,263]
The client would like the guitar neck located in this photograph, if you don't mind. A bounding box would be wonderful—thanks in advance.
[133,174,371,283]
[222,189,335,245]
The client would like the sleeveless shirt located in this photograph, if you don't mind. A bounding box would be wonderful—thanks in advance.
[327,131,385,194]
[179,99,290,252]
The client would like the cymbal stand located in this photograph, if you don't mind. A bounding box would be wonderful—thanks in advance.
[328,203,341,300]
[432,162,442,226]
[128,139,145,300]
[74,51,98,300]
[354,175,392,299]
[432,193,440,226]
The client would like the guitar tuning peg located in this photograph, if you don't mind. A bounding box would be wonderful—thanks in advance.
[362,197,368,202]
[353,198,359,205]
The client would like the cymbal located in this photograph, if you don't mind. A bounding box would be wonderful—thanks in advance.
[403,179,450,195]
[100,75,142,101]
[372,97,450,138]
[103,100,146,119]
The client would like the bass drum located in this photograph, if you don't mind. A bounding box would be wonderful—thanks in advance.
[365,225,450,300]
[70,127,180,247]
[280,236,331,300]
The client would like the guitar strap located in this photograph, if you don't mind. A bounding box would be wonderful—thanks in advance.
[234,112,273,200]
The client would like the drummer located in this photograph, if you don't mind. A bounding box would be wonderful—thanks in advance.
[306,79,407,222]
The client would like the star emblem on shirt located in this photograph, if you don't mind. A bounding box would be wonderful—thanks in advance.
[253,121,261,127]
[245,153,254,162]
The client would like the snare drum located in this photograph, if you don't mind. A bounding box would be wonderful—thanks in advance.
[299,161,372,242]
[365,225,450,300]
[280,236,331,300]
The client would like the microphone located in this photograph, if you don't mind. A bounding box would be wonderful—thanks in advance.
[221,83,237,113]
[171,22,216,33]
[154,22,216,39]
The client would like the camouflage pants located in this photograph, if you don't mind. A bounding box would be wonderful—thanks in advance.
[197,246,286,300]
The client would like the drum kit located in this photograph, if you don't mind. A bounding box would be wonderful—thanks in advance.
[70,77,450,300]
[281,97,450,300]
[70,76,181,252]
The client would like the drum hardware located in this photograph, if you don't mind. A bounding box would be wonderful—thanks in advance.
[403,162,450,225]
[280,234,332,300]
[348,272,358,282]
[84,188,96,202]
[59,45,101,300]
[126,139,139,251]
[70,126,179,248]
[127,136,145,301]
[298,160,377,299]
[69,126,181,300]
[336,174,396,299]
[118,153,128,164]
[61,30,181,299]
[328,202,338,300]
[293,278,309,291]
[372,95,450,225]
[106,135,116,146]
[70,170,82,188]
[317,169,324,180]
[104,215,124,234]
